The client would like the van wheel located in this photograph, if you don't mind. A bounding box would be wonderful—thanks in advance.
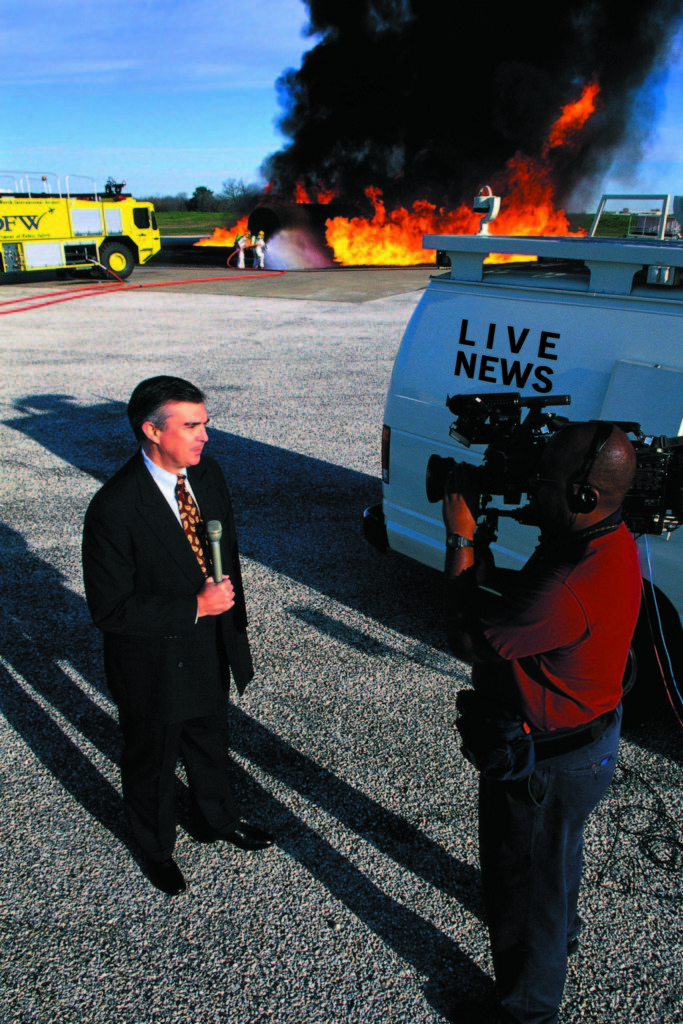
[621,646,638,699]
[99,242,135,280]
[622,580,683,726]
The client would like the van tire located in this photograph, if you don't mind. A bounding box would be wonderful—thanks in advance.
[622,580,683,726]
[99,242,135,280]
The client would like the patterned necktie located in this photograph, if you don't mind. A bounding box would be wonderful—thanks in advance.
[175,474,208,576]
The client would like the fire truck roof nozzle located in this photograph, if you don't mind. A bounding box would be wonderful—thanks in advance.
[473,186,501,235]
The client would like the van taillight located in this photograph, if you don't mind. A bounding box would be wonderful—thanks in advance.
[382,424,390,483]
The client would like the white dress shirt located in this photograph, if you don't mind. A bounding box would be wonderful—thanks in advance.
[142,448,202,523]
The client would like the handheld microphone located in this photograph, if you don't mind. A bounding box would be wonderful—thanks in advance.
[206,520,223,582]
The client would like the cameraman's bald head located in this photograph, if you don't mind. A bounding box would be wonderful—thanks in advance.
[546,422,636,515]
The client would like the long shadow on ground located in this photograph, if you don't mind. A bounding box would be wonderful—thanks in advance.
[1,395,492,1013]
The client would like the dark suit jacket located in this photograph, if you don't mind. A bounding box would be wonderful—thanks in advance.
[82,451,253,722]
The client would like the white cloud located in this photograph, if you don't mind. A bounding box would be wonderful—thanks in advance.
[0,0,311,90]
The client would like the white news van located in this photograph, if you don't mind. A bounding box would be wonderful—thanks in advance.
[364,194,683,723]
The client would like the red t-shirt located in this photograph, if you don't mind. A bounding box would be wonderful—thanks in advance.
[476,522,642,731]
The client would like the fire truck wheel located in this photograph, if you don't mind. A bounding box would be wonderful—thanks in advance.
[99,242,135,279]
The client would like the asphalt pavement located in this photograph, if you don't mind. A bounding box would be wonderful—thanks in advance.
[0,267,681,1024]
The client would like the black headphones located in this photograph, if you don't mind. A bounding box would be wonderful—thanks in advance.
[566,421,613,515]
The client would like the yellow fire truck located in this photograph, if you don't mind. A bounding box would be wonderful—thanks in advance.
[0,172,161,280]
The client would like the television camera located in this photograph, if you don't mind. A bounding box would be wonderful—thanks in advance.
[425,391,683,536]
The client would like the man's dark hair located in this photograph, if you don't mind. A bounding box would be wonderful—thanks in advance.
[127,376,206,441]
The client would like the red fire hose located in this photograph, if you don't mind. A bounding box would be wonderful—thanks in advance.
[0,263,286,316]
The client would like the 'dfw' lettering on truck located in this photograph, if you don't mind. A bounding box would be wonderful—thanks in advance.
[454,318,559,393]
[0,214,49,232]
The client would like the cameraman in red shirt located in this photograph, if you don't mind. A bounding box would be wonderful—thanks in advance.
[443,422,641,1024]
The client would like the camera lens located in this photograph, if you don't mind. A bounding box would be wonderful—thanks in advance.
[425,454,456,503]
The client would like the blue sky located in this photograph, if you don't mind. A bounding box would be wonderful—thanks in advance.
[1,0,682,207]
[0,0,313,198]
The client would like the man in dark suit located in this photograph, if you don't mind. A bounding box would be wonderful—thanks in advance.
[82,375,273,895]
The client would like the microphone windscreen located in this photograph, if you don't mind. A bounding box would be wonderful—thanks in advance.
[206,520,222,542]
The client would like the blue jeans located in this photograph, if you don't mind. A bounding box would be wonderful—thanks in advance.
[478,706,621,1024]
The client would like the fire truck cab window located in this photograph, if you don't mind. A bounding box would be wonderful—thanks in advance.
[133,208,151,230]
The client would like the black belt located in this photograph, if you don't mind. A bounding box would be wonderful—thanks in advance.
[533,709,616,762]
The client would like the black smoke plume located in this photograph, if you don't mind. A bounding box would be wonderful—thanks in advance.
[262,0,683,209]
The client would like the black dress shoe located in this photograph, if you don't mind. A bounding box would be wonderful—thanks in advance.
[196,819,275,851]
[144,857,186,895]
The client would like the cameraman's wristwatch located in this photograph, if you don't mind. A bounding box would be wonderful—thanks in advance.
[446,533,474,549]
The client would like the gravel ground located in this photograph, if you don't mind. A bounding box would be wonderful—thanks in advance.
[0,278,682,1023]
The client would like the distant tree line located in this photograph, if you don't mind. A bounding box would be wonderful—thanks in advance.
[140,179,263,214]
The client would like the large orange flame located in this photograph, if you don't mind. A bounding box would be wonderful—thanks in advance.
[293,180,338,204]
[194,214,249,247]
[325,80,600,266]
[543,79,600,156]
[315,186,337,205]
[326,188,472,266]
[294,181,310,203]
